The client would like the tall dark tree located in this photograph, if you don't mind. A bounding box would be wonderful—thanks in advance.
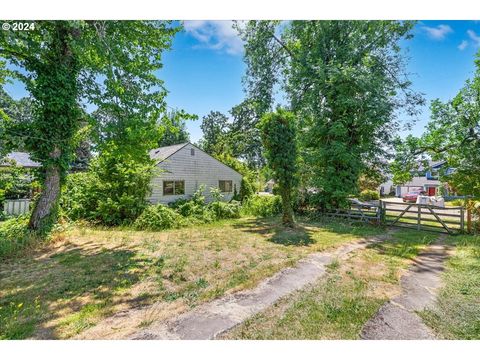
[199,110,230,154]
[157,109,195,147]
[259,109,298,227]
[239,21,424,208]
[0,21,179,230]
[229,99,265,168]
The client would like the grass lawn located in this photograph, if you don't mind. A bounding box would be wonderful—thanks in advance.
[222,229,438,340]
[0,216,383,339]
[420,234,480,339]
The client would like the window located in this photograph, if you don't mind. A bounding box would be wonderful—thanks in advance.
[163,180,185,196]
[190,148,195,156]
[219,180,233,193]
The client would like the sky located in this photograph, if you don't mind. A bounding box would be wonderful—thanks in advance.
[4,20,480,143]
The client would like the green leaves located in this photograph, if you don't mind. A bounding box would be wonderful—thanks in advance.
[259,109,298,225]
[392,52,480,197]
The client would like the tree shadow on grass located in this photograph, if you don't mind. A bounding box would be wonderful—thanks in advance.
[0,243,155,339]
[234,216,384,247]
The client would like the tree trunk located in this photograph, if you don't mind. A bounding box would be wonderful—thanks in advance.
[281,187,295,227]
[29,148,62,231]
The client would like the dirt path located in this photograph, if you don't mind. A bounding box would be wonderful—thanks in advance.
[128,234,391,340]
[361,240,450,340]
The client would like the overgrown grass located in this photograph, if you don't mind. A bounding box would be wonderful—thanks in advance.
[0,216,383,339]
[420,235,480,339]
[222,229,437,340]
[0,216,40,259]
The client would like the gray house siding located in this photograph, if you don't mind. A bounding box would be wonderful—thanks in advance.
[148,143,242,204]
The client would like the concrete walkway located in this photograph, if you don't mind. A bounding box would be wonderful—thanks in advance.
[131,234,389,340]
[361,240,450,340]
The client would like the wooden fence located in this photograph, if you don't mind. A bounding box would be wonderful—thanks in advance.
[380,201,465,235]
[3,199,31,216]
[323,200,467,235]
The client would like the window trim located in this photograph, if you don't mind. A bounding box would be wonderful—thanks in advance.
[163,180,185,196]
[218,180,233,193]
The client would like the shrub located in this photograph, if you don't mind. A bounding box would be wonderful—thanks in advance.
[242,195,282,217]
[0,216,38,259]
[133,204,184,231]
[358,189,380,201]
[208,200,241,220]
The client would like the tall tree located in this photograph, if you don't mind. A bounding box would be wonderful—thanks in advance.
[229,99,265,168]
[392,53,480,197]
[239,21,424,208]
[199,110,230,154]
[0,21,179,230]
[157,109,195,147]
[259,109,298,227]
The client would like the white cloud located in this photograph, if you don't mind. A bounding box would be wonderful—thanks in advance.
[458,40,468,50]
[467,30,480,47]
[183,20,245,55]
[422,24,453,40]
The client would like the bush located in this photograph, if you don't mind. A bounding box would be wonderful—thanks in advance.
[0,216,38,259]
[358,189,380,201]
[208,200,241,220]
[242,195,282,217]
[133,204,184,231]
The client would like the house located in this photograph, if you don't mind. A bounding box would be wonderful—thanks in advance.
[265,179,275,193]
[394,160,455,197]
[148,143,242,204]
[0,152,41,169]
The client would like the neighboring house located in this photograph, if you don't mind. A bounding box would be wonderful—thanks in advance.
[148,143,242,204]
[265,179,275,193]
[0,152,41,169]
[394,160,455,197]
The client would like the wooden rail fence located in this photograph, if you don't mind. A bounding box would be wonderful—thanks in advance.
[323,200,467,235]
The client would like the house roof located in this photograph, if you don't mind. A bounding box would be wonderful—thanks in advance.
[402,177,441,187]
[149,142,243,177]
[149,143,189,164]
[1,152,41,168]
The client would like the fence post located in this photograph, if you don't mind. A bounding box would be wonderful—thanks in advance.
[417,204,421,231]
[467,207,472,234]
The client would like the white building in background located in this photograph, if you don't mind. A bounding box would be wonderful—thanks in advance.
[148,143,242,204]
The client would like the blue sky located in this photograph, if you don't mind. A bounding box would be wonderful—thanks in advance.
[4,20,480,143]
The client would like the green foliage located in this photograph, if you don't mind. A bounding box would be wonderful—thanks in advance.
[0,160,34,201]
[259,109,298,225]
[208,200,242,220]
[199,111,230,155]
[358,190,380,201]
[0,20,180,230]
[157,109,196,147]
[0,216,38,259]
[242,195,282,217]
[240,21,423,209]
[392,54,480,197]
[61,149,155,225]
[133,204,184,231]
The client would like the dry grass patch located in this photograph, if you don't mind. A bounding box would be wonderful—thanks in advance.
[0,216,382,339]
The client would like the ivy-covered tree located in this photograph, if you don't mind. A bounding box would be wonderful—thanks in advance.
[259,109,298,227]
[239,21,424,208]
[392,53,480,197]
[0,21,179,230]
